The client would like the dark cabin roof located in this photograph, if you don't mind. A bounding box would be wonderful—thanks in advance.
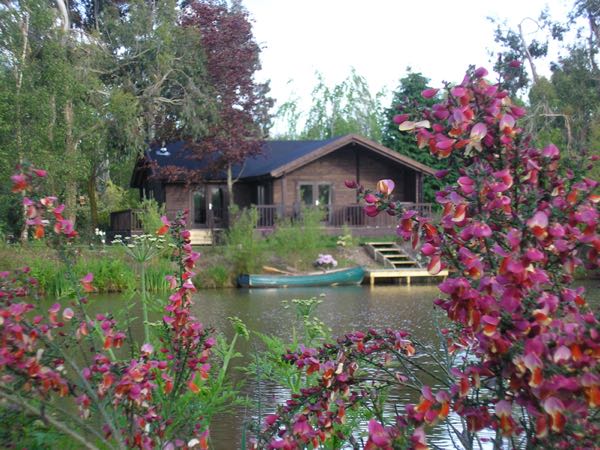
[131,134,435,187]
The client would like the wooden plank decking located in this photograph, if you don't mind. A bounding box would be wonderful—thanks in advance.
[190,229,213,245]
[365,268,448,286]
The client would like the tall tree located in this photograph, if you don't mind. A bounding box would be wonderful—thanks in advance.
[491,16,548,95]
[0,0,215,234]
[77,0,214,227]
[381,69,444,203]
[100,0,214,147]
[274,69,385,142]
[181,0,273,204]
[0,0,108,233]
[492,0,600,176]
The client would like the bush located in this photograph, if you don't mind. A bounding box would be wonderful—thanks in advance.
[138,198,165,235]
[266,206,327,269]
[254,67,600,449]
[196,264,231,288]
[224,206,265,275]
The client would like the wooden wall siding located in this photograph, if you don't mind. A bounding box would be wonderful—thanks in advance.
[277,145,418,205]
[272,178,284,205]
[165,184,192,225]
[358,151,411,201]
[279,146,355,205]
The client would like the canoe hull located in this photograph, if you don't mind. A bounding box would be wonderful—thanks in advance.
[238,266,365,288]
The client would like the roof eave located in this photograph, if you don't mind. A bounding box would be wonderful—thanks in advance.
[269,134,436,178]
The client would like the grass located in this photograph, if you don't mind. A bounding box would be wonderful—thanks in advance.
[0,244,173,296]
[0,212,370,292]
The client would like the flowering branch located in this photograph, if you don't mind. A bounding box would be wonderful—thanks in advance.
[258,66,600,449]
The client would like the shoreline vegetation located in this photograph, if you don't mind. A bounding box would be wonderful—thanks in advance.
[1,204,597,294]
[1,238,596,296]
[0,208,382,293]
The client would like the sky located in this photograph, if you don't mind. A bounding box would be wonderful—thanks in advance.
[242,0,572,129]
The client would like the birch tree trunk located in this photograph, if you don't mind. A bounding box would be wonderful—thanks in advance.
[64,100,78,225]
[15,12,30,242]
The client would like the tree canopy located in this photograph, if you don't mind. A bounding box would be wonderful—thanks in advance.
[273,69,384,142]
[0,0,271,236]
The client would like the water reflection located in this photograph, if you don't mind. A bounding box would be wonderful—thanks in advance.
[54,281,599,449]
[189,285,444,449]
[189,281,599,449]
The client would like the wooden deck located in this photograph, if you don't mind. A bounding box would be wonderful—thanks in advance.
[365,268,448,286]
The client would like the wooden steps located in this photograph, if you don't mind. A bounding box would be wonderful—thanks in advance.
[189,229,213,245]
[364,242,419,269]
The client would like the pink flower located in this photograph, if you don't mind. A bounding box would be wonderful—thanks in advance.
[80,273,94,293]
[474,67,488,78]
[376,179,395,195]
[32,168,47,177]
[451,86,467,97]
[421,88,439,99]
[157,215,170,235]
[458,176,475,195]
[499,114,515,133]
[11,174,28,192]
[427,254,443,275]
[542,144,559,159]
[62,308,74,321]
[527,211,549,239]
[367,419,391,447]
[393,113,409,124]
[141,343,154,355]
[411,427,428,450]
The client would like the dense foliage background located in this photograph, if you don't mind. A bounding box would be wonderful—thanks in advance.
[0,0,598,236]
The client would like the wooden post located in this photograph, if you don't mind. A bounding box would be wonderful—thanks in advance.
[355,146,360,188]
[281,175,287,218]
[415,172,422,204]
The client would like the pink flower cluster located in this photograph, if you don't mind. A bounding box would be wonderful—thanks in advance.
[0,174,215,448]
[258,67,600,449]
[12,164,78,240]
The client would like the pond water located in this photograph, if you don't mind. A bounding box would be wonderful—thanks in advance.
[84,280,600,449]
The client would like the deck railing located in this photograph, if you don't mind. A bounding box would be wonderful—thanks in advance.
[253,203,433,228]
[109,209,144,238]
[109,203,433,236]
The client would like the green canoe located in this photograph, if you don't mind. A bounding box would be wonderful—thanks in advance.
[237,266,365,288]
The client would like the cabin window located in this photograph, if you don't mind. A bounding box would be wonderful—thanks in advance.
[298,183,331,206]
[299,184,314,206]
[317,184,331,207]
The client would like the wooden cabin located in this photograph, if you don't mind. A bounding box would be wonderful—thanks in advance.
[115,134,435,242]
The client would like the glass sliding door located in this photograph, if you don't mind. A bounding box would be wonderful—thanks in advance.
[193,190,206,225]
[193,185,226,227]
[298,183,332,222]
[299,184,314,206]
[210,186,225,226]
